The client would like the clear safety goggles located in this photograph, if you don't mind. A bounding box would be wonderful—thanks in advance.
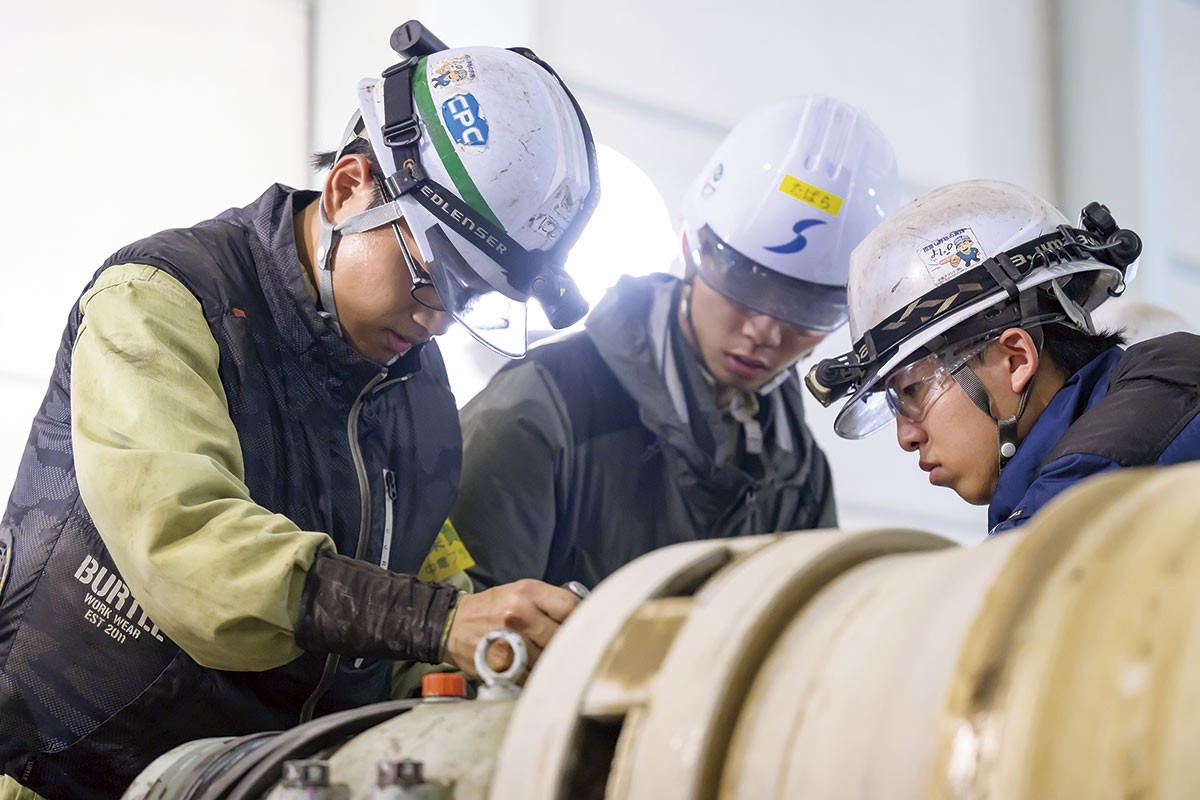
[882,337,998,424]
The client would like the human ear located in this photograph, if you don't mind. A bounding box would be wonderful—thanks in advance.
[994,327,1040,394]
[321,155,374,225]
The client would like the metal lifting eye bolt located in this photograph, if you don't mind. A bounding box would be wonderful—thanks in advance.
[474,628,528,698]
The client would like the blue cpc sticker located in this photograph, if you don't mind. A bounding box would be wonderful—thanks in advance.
[440,93,489,147]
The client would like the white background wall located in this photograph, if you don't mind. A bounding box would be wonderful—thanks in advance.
[3,0,1198,543]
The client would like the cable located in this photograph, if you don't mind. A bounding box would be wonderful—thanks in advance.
[194,699,422,800]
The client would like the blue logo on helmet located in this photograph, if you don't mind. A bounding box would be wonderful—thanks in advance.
[440,93,489,147]
[765,219,827,254]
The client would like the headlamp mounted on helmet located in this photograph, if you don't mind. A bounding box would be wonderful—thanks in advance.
[373,22,600,332]
[804,201,1141,415]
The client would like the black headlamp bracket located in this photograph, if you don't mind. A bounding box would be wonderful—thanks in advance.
[365,20,600,330]
[805,201,1142,408]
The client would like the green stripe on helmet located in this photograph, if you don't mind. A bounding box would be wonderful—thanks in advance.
[412,57,504,230]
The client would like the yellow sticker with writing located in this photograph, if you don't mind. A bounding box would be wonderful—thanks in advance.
[418,519,476,583]
[778,175,844,216]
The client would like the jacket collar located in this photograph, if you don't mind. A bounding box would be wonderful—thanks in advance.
[585,273,803,475]
[988,346,1124,530]
[228,185,425,403]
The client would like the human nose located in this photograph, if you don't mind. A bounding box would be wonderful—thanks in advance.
[416,306,453,338]
[742,312,783,347]
[895,413,927,453]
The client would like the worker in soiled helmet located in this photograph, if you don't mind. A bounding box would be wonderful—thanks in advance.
[0,25,600,800]
[807,179,1200,534]
[452,96,900,590]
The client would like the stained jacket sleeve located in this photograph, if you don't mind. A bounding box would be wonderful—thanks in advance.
[451,360,573,591]
[71,264,333,671]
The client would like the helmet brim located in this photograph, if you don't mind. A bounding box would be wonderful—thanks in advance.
[833,259,1123,439]
[689,224,848,332]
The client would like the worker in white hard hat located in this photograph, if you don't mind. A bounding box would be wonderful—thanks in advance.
[807,179,1200,534]
[0,22,600,800]
[452,95,900,590]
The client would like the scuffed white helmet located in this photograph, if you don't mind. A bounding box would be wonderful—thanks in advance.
[680,95,899,331]
[319,29,600,357]
[806,179,1142,438]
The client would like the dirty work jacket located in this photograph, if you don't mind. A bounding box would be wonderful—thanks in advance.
[452,273,836,591]
[989,332,1200,534]
[0,185,461,800]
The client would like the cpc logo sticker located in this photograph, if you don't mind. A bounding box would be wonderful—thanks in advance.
[440,93,489,148]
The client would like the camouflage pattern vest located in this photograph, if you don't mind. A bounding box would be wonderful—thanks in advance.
[0,185,461,800]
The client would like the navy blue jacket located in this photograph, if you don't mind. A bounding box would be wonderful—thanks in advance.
[989,332,1200,534]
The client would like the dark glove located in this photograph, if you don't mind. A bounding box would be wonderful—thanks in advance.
[295,550,460,664]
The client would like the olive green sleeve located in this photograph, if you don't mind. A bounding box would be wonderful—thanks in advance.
[71,264,333,672]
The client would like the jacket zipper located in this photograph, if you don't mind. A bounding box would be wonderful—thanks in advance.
[300,368,388,722]
[380,468,397,570]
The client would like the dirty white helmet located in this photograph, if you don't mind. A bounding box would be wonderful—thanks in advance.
[806,179,1142,438]
[680,95,899,331]
[318,24,599,357]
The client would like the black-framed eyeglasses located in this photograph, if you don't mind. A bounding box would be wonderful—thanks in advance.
[391,221,444,312]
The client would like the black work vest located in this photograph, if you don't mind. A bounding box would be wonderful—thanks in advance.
[0,186,460,799]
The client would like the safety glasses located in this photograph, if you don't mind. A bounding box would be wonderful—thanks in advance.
[883,337,997,424]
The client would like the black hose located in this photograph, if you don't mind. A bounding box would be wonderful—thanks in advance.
[193,699,422,800]
[171,733,277,800]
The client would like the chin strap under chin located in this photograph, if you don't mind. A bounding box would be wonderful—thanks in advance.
[951,365,1034,471]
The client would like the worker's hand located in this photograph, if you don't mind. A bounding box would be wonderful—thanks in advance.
[444,579,580,678]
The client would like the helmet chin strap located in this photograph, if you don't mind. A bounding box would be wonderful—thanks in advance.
[315,198,405,336]
[950,364,1034,471]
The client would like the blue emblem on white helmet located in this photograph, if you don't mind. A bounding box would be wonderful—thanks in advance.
[764,219,827,254]
[441,93,489,147]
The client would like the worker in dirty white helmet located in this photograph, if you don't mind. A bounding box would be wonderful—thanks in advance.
[806,178,1200,535]
[452,96,900,590]
[0,22,599,800]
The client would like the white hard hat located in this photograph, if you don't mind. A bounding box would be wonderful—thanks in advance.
[320,40,600,357]
[805,179,1142,437]
[680,95,899,331]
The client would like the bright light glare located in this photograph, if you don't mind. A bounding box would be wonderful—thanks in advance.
[526,144,677,333]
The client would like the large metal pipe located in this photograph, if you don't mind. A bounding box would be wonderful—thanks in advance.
[123,462,1200,799]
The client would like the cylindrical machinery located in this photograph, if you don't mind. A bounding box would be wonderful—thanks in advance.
[123,462,1200,799]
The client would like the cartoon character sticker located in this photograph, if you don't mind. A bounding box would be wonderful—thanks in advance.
[942,234,982,268]
[431,55,477,89]
[920,226,988,285]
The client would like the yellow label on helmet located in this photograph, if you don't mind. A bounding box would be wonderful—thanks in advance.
[779,175,844,216]
[417,519,476,583]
